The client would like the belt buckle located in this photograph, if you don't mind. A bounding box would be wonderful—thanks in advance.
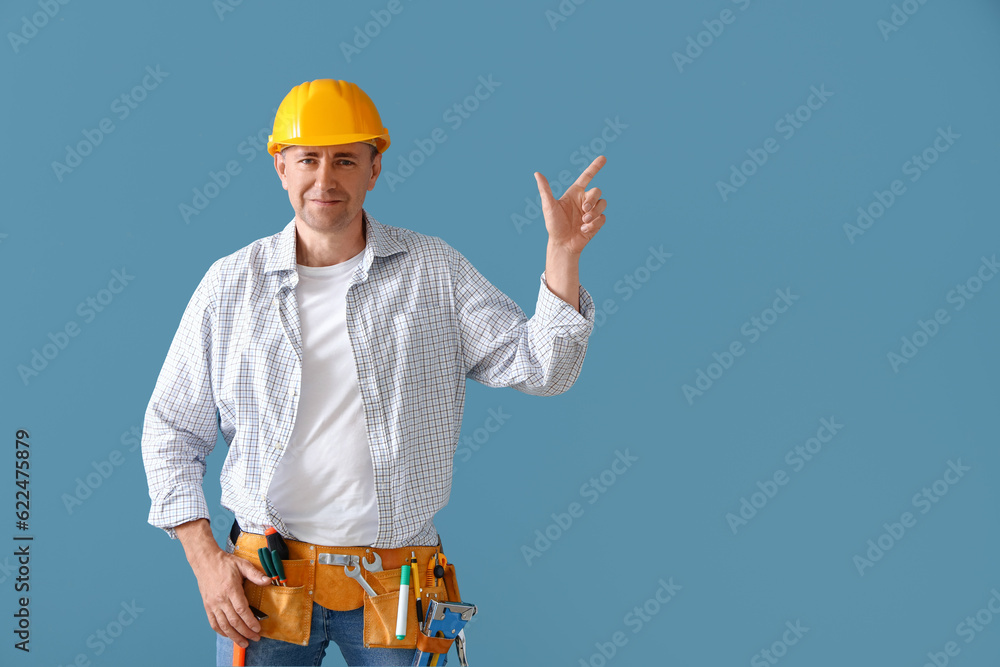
[317,553,360,567]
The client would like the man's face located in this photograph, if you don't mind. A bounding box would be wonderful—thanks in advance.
[274,142,381,235]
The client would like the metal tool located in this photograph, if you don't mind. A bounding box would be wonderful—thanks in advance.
[316,553,378,596]
[411,599,477,666]
[344,563,378,597]
[363,550,383,572]
[455,628,469,666]
[318,553,359,567]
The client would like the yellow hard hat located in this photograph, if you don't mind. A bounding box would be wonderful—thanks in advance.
[267,79,390,157]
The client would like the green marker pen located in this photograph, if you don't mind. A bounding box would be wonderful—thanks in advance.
[396,565,410,639]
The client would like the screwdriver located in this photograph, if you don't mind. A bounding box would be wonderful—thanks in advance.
[265,526,289,561]
[265,527,289,588]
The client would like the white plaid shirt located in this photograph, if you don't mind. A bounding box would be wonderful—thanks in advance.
[142,210,596,548]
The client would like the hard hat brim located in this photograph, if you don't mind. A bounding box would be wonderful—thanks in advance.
[268,132,389,156]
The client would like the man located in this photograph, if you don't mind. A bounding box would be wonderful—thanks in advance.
[141,79,606,666]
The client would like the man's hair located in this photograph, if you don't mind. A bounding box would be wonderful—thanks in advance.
[280,144,379,163]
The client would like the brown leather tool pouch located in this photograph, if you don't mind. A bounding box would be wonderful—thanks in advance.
[361,545,454,649]
[442,562,461,603]
[409,560,468,655]
[362,566,421,648]
[231,526,456,650]
[233,550,315,646]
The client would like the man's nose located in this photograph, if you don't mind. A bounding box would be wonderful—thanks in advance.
[314,161,339,190]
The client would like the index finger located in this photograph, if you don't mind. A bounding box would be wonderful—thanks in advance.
[572,155,607,190]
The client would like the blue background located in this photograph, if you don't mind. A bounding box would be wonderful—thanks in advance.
[3,1,999,665]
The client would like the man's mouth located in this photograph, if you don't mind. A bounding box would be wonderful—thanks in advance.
[312,199,343,205]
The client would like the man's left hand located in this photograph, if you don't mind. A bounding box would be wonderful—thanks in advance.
[534,155,607,256]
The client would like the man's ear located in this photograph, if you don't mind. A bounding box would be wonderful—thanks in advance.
[368,151,382,192]
[274,152,289,191]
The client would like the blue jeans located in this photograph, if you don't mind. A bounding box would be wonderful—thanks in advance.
[215,602,448,666]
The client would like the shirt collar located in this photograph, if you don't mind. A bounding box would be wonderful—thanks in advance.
[264,208,407,276]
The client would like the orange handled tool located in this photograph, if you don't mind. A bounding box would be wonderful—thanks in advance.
[232,605,268,665]
[232,642,245,666]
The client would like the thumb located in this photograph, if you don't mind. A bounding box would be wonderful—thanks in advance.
[534,171,556,209]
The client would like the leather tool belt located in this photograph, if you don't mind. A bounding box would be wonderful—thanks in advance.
[229,521,462,650]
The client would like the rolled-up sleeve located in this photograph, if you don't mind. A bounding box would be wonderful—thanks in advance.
[451,247,596,396]
[141,265,220,539]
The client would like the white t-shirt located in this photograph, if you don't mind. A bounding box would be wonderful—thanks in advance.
[267,245,380,546]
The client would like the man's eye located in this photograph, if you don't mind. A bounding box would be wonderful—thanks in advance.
[301,158,316,164]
